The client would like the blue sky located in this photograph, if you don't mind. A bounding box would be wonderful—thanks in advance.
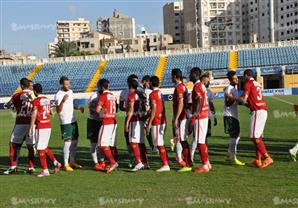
[0,0,174,58]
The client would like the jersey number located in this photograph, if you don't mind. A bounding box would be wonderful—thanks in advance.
[256,87,263,101]
[42,105,51,119]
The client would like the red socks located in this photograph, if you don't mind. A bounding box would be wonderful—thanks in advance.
[27,146,35,168]
[100,146,116,165]
[139,143,148,164]
[181,141,192,167]
[252,138,269,159]
[9,143,18,167]
[45,148,56,162]
[38,150,48,169]
[110,147,118,162]
[199,143,209,166]
[158,146,169,166]
[130,143,142,164]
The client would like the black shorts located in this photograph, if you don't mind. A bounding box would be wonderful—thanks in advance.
[207,119,211,137]
[224,116,240,135]
[87,118,101,143]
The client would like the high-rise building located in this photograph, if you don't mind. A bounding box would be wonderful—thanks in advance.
[163,2,184,43]
[105,10,136,39]
[55,18,92,42]
[183,0,243,48]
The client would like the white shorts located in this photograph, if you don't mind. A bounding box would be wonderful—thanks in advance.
[129,121,145,144]
[98,124,117,147]
[10,124,35,145]
[193,118,209,144]
[250,110,267,138]
[151,124,166,146]
[35,128,51,150]
[175,119,188,142]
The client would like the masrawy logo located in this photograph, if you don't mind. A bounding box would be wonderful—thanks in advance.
[182,196,231,206]
[10,197,56,206]
[273,196,298,206]
[98,197,144,206]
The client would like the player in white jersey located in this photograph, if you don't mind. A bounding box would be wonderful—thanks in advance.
[223,71,245,166]
[87,82,105,171]
[55,76,84,171]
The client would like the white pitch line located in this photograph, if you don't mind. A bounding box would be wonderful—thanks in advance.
[269,96,294,105]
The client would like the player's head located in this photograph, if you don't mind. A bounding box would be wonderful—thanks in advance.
[33,83,43,96]
[227,70,238,86]
[128,79,139,91]
[59,76,70,91]
[171,68,182,84]
[200,72,210,88]
[127,74,138,85]
[96,80,103,94]
[189,67,201,83]
[150,76,160,88]
[141,75,151,89]
[243,69,254,81]
[20,78,30,90]
[28,80,34,91]
[182,76,188,86]
[99,78,109,91]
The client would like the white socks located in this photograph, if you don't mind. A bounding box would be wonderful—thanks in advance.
[291,142,298,153]
[228,137,240,160]
[69,140,78,164]
[63,141,71,166]
[176,141,183,162]
[191,138,198,162]
[90,143,98,164]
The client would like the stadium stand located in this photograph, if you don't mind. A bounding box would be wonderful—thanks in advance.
[1,40,298,96]
[100,56,160,90]
[32,60,100,94]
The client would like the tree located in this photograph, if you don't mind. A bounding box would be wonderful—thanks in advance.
[50,41,79,58]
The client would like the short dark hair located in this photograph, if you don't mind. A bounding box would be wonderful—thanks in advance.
[191,67,202,77]
[142,75,151,83]
[150,76,160,87]
[20,78,30,88]
[33,83,43,94]
[59,76,69,85]
[128,79,139,90]
[28,80,33,84]
[227,70,237,80]
[99,78,109,89]
[243,69,254,77]
[127,74,138,84]
[171,68,182,79]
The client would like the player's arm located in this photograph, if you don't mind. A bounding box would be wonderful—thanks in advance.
[125,101,134,132]
[74,103,84,113]
[173,90,184,128]
[29,106,37,137]
[146,97,156,135]
[237,83,250,106]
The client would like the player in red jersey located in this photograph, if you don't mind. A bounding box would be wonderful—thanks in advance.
[146,76,170,172]
[189,67,212,173]
[238,69,273,169]
[96,79,118,173]
[4,78,36,175]
[28,84,62,177]
[171,68,192,172]
[125,79,149,172]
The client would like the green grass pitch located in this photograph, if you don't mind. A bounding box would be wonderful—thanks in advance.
[0,95,297,208]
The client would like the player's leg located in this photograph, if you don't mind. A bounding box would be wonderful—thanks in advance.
[129,121,144,172]
[194,118,211,173]
[190,118,197,162]
[98,125,117,173]
[61,124,73,171]
[152,124,170,172]
[289,141,298,162]
[139,121,149,169]
[250,110,273,168]
[124,117,134,168]
[179,119,192,167]
[69,122,82,169]
[36,129,50,177]
[173,119,184,166]
[87,119,106,171]
[107,124,119,173]
[25,125,36,174]
[4,125,24,174]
